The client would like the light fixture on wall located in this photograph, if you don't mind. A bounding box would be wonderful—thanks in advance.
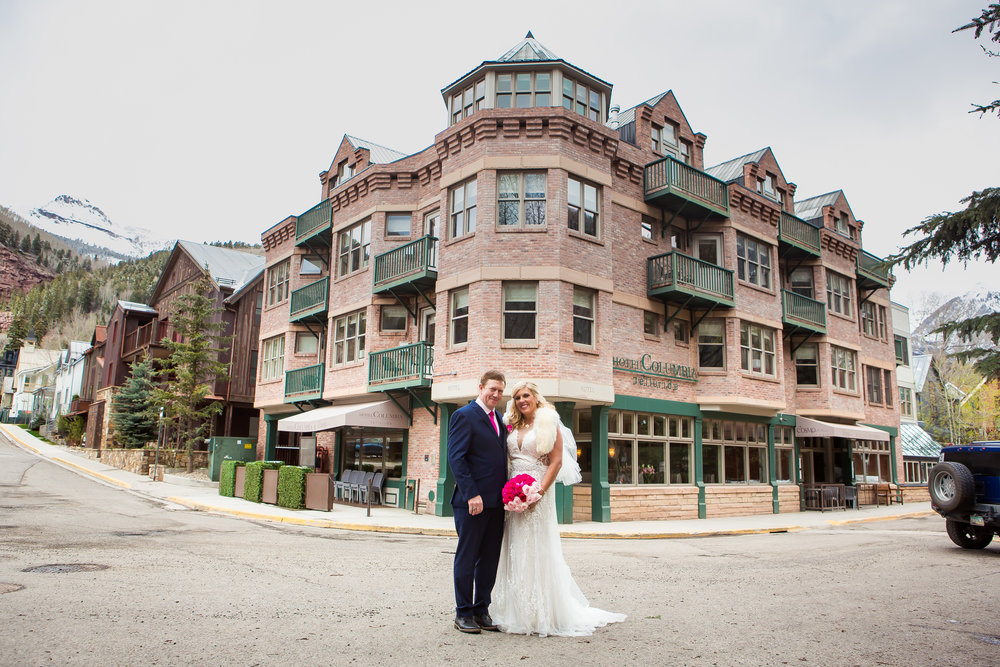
[608,446,616,458]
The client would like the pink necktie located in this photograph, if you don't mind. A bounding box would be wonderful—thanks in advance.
[489,411,499,435]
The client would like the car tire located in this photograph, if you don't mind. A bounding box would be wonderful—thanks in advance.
[928,462,975,512]
[945,519,994,549]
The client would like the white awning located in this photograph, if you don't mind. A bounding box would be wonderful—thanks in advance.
[795,416,890,442]
[277,400,408,433]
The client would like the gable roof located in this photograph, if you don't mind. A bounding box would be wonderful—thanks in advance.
[794,190,843,222]
[176,241,265,291]
[705,148,771,184]
[117,300,157,315]
[345,135,408,165]
[900,422,941,458]
[613,91,670,128]
[497,31,560,62]
[911,354,932,393]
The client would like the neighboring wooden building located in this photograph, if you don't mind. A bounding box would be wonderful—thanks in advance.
[78,326,106,449]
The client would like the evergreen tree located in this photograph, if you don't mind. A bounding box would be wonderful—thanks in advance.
[4,311,28,352]
[154,274,231,471]
[19,235,30,253]
[112,357,160,448]
[889,5,1000,378]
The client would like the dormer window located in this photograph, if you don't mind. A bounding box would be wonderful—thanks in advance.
[758,174,778,202]
[336,160,354,187]
[835,213,854,240]
[652,122,690,163]
[451,79,486,124]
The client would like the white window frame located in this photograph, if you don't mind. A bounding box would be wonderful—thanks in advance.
[697,319,725,369]
[450,179,477,239]
[503,281,537,342]
[451,78,485,124]
[736,234,772,289]
[643,311,659,337]
[385,213,411,238]
[294,332,318,355]
[450,288,468,347]
[497,172,546,228]
[567,177,599,238]
[337,218,371,278]
[266,260,290,307]
[380,305,407,332]
[332,310,366,365]
[573,287,596,346]
[794,343,819,386]
[831,346,857,392]
[826,270,852,317]
[561,76,601,121]
[260,335,285,382]
[740,322,776,377]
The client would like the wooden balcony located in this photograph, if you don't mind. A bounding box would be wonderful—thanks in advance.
[647,251,735,308]
[368,342,433,392]
[289,277,329,324]
[121,320,174,360]
[295,199,333,247]
[372,235,438,295]
[644,156,729,219]
[778,212,821,257]
[67,398,91,416]
[781,290,827,335]
[856,250,893,290]
[284,363,324,403]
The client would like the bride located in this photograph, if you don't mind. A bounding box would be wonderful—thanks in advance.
[491,380,626,636]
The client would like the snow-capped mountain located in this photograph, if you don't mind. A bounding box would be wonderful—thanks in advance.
[24,195,171,261]
[913,286,1000,355]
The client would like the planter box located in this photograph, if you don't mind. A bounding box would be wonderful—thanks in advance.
[305,473,334,511]
[234,466,247,498]
[262,468,280,504]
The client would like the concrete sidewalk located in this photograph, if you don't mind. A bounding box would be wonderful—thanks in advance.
[1,424,935,539]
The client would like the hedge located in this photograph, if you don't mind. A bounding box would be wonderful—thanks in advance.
[219,460,247,497]
[243,461,283,503]
[277,466,311,509]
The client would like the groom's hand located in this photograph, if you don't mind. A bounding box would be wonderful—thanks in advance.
[467,495,483,515]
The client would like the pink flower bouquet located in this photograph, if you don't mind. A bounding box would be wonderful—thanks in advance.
[502,473,542,513]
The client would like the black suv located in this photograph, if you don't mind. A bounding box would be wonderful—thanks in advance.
[928,442,1000,549]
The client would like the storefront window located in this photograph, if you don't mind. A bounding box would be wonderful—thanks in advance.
[703,444,721,484]
[340,428,406,479]
[637,441,664,484]
[607,410,693,485]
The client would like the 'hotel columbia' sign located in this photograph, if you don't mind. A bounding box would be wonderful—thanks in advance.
[613,354,698,391]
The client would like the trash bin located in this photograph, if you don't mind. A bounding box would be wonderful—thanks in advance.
[208,437,258,481]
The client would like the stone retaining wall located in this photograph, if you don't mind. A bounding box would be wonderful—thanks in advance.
[572,484,803,522]
[69,447,208,475]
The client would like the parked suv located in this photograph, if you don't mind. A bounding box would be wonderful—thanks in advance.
[928,442,1000,549]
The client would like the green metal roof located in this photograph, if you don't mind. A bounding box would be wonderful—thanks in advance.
[900,422,941,458]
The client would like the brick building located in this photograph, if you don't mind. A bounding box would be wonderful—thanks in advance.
[254,34,900,522]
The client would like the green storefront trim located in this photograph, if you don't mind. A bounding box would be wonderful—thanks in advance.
[863,423,900,489]
[263,413,281,461]
[433,402,457,517]
[553,401,575,524]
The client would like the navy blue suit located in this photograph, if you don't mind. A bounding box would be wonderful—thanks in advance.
[447,400,507,617]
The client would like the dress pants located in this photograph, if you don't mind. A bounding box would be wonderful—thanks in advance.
[452,505,504,616]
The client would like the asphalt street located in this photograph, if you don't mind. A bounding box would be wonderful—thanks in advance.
[1,437,998,666]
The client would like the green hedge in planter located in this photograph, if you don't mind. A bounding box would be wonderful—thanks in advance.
[277,466,311,509]
[243,461,282,503]
[219,460,247,497]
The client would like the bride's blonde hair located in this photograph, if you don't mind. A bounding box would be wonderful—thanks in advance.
[504,380,553,430]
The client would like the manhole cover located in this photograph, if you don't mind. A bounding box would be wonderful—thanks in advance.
[22,563,108,574]
[0,582,25,594]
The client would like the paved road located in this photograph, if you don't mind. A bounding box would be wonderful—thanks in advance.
[1,439,998,666]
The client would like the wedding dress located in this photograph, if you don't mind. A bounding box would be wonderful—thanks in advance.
[491,423,626,636]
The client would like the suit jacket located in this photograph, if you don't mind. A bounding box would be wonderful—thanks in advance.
[447,400,508,508]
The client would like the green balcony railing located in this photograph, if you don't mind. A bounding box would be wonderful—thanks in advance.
[289,277,329,321]
[782,290,827,332]
[368,341,433,391]
[644,156,729,217]
[779,212,821,255]
[295,198,332,243]
[857,250,893,287]
[284,363,324,401]
[647,251,734,305]
[373,235,438,291]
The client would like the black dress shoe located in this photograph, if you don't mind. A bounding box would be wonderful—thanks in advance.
[454,616,481,633]
[474,613,500,631]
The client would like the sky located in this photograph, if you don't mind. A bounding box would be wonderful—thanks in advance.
[0,0,996,317]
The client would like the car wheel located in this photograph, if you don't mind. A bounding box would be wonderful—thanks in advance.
[945,519,994,549]
[928,462,975,512]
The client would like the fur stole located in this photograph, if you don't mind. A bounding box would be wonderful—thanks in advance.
[532,406,560,456]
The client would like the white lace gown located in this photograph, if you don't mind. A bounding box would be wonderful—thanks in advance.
[491,425,626,636]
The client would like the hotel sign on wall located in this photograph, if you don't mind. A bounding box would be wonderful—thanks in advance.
[613,354,699,391]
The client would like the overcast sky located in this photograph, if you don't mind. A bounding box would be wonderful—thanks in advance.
[1,0,996,315]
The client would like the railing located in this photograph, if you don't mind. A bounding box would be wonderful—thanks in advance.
[782,290,827,330]
[295,198,332,242]
[779,212,821,254]
[368,341,433,388]
[290,277,329,319]
[373,235,437,289]
[644,156,729,214]
[285,364,324,399]
[122,321,174,356]
[857,250,893,285]
[69,398,91,415]
[647,251,734,302]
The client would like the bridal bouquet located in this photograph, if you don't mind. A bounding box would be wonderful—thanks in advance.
[502,474,542,513]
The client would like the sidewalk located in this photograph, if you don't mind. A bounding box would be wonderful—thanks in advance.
[1,424,935,539]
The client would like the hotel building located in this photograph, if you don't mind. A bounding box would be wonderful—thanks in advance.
[254,34,900,522]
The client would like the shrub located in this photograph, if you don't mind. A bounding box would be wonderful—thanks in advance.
[219,460,246,497]
[277,466,310,509]
[243,460,282,503]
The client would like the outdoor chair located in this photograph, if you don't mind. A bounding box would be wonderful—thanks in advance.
[352,472,375,503]
[843,486,859,510]
[360,472,384,505]
[334,469,354,500]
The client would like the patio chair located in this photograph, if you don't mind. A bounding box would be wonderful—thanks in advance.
[334,469,354,500]
[360,472,384,505]
[352,472,375,503]
[843,486,859,510]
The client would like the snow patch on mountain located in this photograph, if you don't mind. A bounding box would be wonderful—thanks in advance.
[913,285,1000,355]
[23,195,171,261]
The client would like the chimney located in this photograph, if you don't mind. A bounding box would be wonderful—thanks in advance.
[609,105,620,129]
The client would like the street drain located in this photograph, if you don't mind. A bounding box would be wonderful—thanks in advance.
[22,563,109,574]
[0,582,25,594]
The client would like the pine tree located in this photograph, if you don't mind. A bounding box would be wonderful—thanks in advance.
[111,357,159,448]
[889,5,1000,378]
[154,274,231,471]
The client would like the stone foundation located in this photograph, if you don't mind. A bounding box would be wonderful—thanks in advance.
[70,446,208,475]
[571,484,802,522]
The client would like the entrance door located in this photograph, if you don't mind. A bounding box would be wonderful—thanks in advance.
[420,308,435,344]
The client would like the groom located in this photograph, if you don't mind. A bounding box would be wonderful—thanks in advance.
[447,369,507,634]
